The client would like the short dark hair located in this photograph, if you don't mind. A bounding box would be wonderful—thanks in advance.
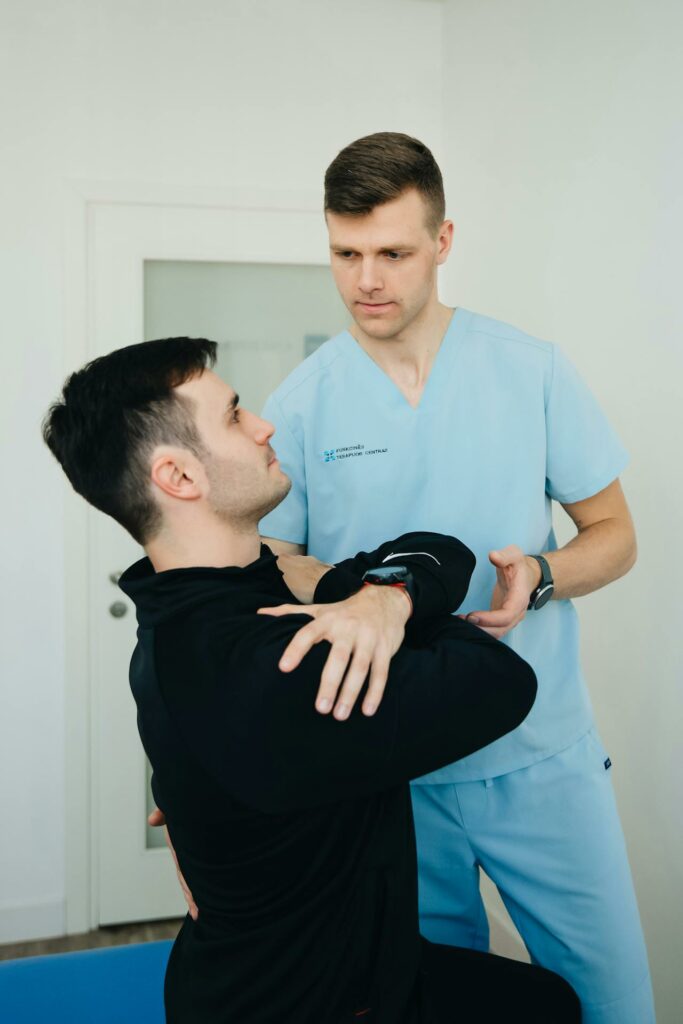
[43,337,217,545]
[324,132,446,235]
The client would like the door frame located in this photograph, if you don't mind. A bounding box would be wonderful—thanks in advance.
[62,180,324,933]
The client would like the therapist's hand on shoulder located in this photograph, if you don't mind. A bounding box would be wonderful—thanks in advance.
[258,584,412,721]
[462,544,540,639]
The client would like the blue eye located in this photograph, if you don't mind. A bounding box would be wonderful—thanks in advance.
[386,251,402,260]
[232,408,240,423]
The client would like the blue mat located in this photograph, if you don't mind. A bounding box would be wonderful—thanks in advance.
[0,939,172,1023]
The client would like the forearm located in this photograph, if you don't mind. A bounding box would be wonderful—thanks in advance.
[267,532,476,722]
[266,532,476,618]
[317,531,475,619]
[240,616,536,813]
[535,516,637,601]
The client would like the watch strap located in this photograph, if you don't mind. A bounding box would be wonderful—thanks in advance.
[528,554,554,610]
[361,565,416,615]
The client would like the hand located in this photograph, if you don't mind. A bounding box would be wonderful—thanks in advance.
[274,553,334,605]
[148,807,198,921]
[461,545,541,639]
[257,585,411,720]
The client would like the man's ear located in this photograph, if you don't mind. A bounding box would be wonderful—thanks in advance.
[436,219,454,265]
[150,450,203,501]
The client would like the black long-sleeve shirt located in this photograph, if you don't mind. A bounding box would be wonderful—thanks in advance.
[119,532,536,1024]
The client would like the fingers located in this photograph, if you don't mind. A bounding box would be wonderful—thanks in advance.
[163,826,198,922]
[329,644,373,721]
[264,591,405,719]
[279,619,323,672]
[362,649,391,716]
[489,544,524,566]
[465,605,525,639]
[315,640,354,714]
[467,608,517,628]
[147,807,166,827]
[316,638,392,719]
[257,603,314,618]
[476,624,508,639]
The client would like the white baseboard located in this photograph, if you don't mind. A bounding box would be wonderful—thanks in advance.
[0,898,65,946]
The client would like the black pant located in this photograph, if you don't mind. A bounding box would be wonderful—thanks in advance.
[418,939,581,1023]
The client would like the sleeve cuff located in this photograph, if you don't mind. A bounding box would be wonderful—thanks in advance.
[313,560,449,620]
[313,566,362,604]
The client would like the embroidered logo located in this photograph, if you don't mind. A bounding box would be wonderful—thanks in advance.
[321,443,388,463]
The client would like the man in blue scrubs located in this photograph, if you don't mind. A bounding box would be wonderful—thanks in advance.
[258,132,655,1023]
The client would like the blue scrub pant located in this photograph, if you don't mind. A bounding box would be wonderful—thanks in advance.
[411,729,655,1024]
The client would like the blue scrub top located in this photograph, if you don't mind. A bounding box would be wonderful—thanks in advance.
[259,308,629,781]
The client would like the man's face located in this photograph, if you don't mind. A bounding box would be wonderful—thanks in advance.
[326,188,451,342]
[175,370,290,524]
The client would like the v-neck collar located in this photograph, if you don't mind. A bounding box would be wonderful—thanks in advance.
[340,307,466,413]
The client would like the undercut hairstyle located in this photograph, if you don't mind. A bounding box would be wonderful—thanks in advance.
[42,337,217,545]
[324,132,446,235]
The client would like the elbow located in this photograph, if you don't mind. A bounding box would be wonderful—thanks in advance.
[616,516,638,579]
[498,655,537,736]
[518,663,538,724]
[624,534,638,575]
[613,530,637,583]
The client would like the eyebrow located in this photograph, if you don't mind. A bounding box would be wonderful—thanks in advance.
[330,244,416,253]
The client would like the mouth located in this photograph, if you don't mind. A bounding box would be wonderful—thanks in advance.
[267,451,279,467]
[356,301,394,315]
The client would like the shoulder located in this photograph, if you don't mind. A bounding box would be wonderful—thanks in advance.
[266,331,350,411]
[462,309,554,366]
[155,608,315,705]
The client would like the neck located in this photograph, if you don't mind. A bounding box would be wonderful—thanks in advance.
[351,298,454,407]
[146,515,263,573]
[352,298,453,383]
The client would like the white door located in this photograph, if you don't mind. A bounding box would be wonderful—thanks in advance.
[86,199,346,924]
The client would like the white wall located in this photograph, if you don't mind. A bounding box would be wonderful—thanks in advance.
[440,1,683,1020]
[0,0,443,942]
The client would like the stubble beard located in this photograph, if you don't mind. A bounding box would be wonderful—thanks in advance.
[205,455,292,531]
[351,283,435,345]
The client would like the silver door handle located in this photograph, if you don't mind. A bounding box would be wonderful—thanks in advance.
[109,601,128,619]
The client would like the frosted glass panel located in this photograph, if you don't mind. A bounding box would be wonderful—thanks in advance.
[144,260,348,415]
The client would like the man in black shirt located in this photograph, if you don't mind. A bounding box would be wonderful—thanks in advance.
[43,337,579,1023]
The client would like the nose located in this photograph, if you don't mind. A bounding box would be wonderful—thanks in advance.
[252,414,275,444]
[358,257,383,295]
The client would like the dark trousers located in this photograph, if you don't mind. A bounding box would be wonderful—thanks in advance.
[417,938,581,1023]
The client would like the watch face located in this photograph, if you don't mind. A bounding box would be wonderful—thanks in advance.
[363,565,409,584]
[533,583,554,610]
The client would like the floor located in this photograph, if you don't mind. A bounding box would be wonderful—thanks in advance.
[0,918,183,962]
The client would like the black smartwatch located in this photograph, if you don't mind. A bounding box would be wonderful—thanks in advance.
[527,554,554,610]
[361,564,416,613]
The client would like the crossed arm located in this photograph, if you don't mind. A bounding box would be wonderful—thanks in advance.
[261,477,636,708]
